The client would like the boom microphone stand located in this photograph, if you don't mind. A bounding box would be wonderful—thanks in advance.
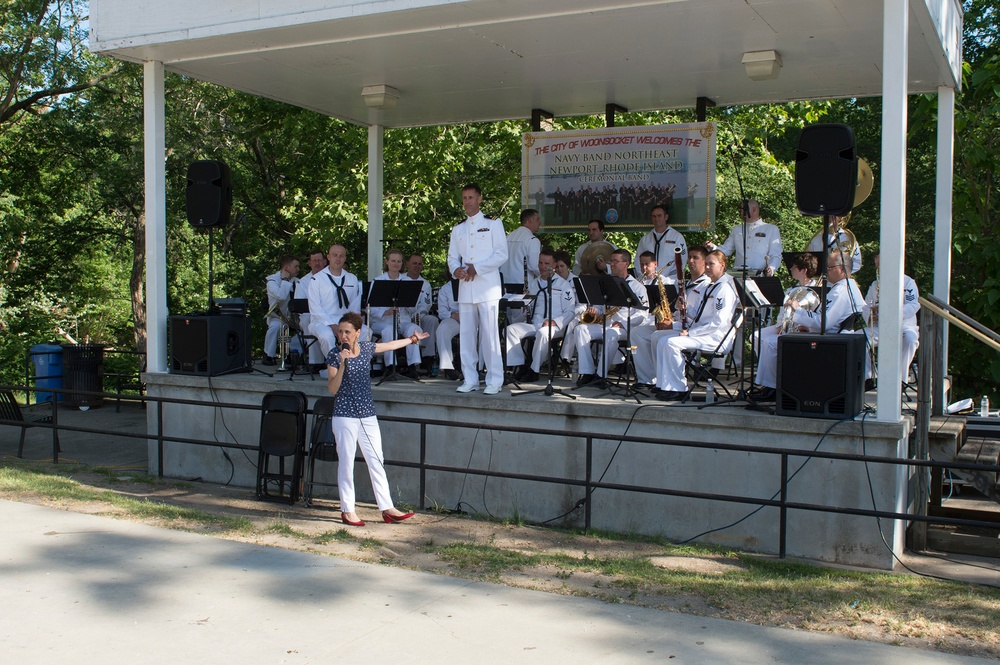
[727,143,753,400]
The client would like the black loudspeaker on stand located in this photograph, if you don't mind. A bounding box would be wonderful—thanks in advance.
[170,315,249,376]
[186,160,233,228]
[776,333,865,419]
[795,123,857,217]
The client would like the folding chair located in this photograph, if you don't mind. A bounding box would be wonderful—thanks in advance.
[255,390,307,504]
[0,389,58,458]
[302,397,337,507]
[682,308,744,400]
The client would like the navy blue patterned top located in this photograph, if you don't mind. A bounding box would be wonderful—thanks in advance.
[327,341,377,418]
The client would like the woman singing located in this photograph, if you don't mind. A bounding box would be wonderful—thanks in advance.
[327,311,428,526]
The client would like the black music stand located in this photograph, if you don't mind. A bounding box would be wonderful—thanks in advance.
[288,298,318,381]
[573,275,640,398]
[368,280,424,385]
[500,290,535,388]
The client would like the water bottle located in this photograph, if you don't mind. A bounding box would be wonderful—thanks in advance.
[706,379,715,404]
[981,395,990,418]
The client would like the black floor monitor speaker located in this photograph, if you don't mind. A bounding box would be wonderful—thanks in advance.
[795,124,857,217]
[170,315,249,376]
[776,333,865,419]
[186,160,232,228]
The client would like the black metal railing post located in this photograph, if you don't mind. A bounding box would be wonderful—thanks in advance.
[779,453,788,558]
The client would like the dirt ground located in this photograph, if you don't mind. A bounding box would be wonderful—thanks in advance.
[9,468,1000,661]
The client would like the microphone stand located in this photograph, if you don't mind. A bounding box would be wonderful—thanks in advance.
[513,271,575,400]
[727,144,752,401]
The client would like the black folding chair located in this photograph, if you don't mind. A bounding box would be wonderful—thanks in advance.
[255,390,307,504]
[302,397,337,507]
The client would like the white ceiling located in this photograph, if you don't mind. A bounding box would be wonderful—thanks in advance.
[89,0,962,128]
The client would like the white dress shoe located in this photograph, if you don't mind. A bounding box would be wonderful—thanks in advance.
[483,385,502,395]
[456,383,478,393]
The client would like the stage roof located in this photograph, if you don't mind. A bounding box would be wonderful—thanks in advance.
[89,0,962,128]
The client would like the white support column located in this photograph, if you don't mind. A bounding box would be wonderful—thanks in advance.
[934,86,955,384]
[367,124,385,280]
[877,0,908,423]
[144,61,167,373]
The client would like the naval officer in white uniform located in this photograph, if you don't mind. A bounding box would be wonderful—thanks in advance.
[447,184,509,395]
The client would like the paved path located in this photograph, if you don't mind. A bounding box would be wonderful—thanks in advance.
[1,500,993,665]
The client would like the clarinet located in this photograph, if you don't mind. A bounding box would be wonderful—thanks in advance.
[523,256,529,295]
[674,247,688,330]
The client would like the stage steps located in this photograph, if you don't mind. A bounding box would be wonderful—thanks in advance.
[924,415,1000,558]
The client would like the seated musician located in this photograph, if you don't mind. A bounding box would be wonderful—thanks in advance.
[308,244,364,362]
[654,250,739,400]
[263,254,300,366]
[633,245,711,388]
[369,248,425,378]
[755,252,820,360]
[405,252,439,373]
[751,251,866,401]
[863,253,920,388]
[575,249,651,387]
[505,249,577,383]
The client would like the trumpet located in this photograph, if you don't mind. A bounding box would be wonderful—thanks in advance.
[277,320,292,371]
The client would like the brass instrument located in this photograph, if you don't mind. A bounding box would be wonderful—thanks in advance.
[868,266,880,327]
[579,241,615,276]
[779,287,821,334]
[580,305,621,325]
[674,246,687,330]
[651,262,674,327]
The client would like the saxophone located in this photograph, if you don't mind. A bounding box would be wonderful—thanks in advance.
[651,264,674,326]
[581,306,622,324]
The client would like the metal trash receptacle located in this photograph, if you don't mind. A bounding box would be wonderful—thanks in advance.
[61,344,105,409]
[30,343,64,403]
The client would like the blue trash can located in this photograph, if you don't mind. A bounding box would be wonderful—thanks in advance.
[30,344,64,403]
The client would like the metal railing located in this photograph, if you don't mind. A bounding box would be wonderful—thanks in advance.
[2,382,998,559]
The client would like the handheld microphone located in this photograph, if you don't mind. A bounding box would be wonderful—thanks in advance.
[341,343,350,352]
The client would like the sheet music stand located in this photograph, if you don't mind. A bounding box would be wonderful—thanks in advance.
[287,298,318,380]
[367,280,423,385]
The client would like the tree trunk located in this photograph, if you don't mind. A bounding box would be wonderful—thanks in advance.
[131,211,147,357]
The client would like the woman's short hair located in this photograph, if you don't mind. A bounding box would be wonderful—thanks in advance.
[339,311,363,330]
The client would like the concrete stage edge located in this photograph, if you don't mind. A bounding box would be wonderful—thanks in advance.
[145,372,913,570]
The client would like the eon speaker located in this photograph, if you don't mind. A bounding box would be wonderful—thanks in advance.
[186,160,232,228]
[169,315,248,376]
[776,333,865,419]
[795,124,857,217]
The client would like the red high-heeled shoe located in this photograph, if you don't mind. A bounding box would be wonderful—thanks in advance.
[382,510,415,524]
[341,513,366,527]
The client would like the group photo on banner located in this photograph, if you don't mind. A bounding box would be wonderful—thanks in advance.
[522,122,718,234]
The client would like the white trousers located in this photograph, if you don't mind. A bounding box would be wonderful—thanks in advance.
[629,323,659,384]
[332,415,394,513]
[310,322,370,363]
[868,325,919,385]
[575,323,623,377]
[371,319,422,366]
[460,301,502,388]
[755,327,781,389]
[297,313,325,364]
[506,321,565,371]
[417,314,439,357]
[656,334,716,392]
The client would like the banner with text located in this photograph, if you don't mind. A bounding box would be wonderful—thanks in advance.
[522,122,716,234]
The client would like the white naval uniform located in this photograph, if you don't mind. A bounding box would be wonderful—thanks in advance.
[501,225,541,290]
[264,271,297,358]
[755,277,866,389]
[293,271,324,364]
[632,273,712,386]
[806,230,862,275]
[718,219,783,274]
[575,275,650,378]
[403,274,438,358]
[307,267,363,358]
[447,211,509,391]
[635,226,687,285]
[505,274,577,372]
[369,273,424,367]
[864,275,920,384]
[655,274,740,392]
